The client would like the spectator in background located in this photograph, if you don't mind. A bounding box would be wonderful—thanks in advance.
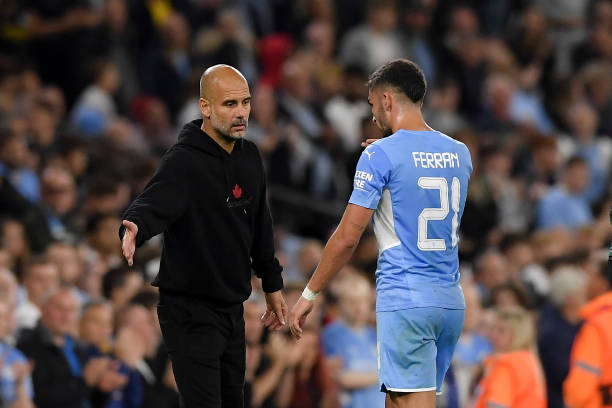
[17,287,127,408]
[15,256,59,332]
[536,0,589,76]
[102,267,144,312]
[321,273,384,408]
[0,218,30,278]
[473,306,546,408]
[51,136,90,186]
[115,303,161,364]
[71,59,121,137]
[81,176,131,217]
[39,166,78,241]
[477,74,517,136]
[537,157,593,230]
[488,282,531,309]
[278,55,322,141]
[303,20,343,102]
[23,0,101,104]
[297,240,324,283]
[91,0,140,111]
[283,284,337,408]
[0,268,18,325]
[423,77,466,136]
[243,294,299,408]
[451,281,492,408]
[28,98,59,156]
[538,267,586,408]
[0,128,39,203]
[558,102,612,204]
[473,250,510,302]
[324,65,370,153]
[339,0,406,74]
[129,96,175,151]
[245,84,283,158]
[572,3,612,71]
[79,300,114,354]
[500,235,550,305]
[563,259,612,408]
[0,299,34,408]
[45,242,86,299]
[80,299,144,408]
[581,62,612,136]
[128,292,179,408]
[141,11,192,118]
[86,213,123,268]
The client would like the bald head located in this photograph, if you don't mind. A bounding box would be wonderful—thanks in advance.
[199,64,251,143]
[200,64,247,99]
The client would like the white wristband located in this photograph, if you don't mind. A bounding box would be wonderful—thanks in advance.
[301,286,319,301]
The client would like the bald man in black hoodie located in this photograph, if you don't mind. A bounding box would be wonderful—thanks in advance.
[119,65,287,408]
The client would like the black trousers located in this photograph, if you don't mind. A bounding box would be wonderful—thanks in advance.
[157,290,246,408]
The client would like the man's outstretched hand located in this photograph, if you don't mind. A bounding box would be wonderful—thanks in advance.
[121,220,138,266]
[289,296,313,340]
[261,290,288,331]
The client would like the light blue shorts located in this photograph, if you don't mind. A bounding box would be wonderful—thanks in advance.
[376,307,464,394]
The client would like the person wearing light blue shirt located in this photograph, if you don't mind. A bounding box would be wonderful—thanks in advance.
[290,59,472,408]
[321,274,385,408]
[537,157,592,230]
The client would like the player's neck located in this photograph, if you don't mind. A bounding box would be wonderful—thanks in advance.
[392,107,432,133]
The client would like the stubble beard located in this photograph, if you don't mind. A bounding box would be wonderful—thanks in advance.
[211,117,248,143]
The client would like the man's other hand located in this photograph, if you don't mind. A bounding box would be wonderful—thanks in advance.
[288,296,313,340]
[261,290,287,331]
[121,220,138,266]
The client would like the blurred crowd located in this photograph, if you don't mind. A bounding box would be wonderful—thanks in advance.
[0,0,612,407]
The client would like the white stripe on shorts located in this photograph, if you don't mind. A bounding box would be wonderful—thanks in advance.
[384,386,436,393]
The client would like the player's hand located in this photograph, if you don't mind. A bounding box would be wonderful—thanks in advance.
[262,290,287,330]
[360,138,379,148]
[289,295,313,340]
[121,220,138,266]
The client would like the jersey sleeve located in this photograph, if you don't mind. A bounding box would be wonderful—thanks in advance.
[348,144,393,210]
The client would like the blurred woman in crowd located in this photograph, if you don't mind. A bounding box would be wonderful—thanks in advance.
[473,306,546,408]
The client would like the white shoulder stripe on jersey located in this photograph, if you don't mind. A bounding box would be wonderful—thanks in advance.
[373,189,401,254]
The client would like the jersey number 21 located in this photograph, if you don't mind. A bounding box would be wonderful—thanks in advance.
[417,177,460,251]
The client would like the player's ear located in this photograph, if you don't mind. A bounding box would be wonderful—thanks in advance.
[383,92,392,112]
[200,98,211,118]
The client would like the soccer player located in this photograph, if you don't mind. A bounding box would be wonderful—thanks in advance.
[289,59,473,408]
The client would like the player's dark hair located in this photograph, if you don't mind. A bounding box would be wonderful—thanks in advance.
[367,59,427,103]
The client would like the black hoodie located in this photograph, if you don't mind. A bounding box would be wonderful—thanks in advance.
[120,119,283,305]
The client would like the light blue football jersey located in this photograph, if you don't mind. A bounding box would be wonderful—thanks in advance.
[349,130,472,312]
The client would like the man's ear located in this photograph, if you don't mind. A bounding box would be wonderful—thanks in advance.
[382,92,393,112]
[199,98,211,118]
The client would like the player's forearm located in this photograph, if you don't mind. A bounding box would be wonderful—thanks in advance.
[307,229,358,293]
[338,371,379,389]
